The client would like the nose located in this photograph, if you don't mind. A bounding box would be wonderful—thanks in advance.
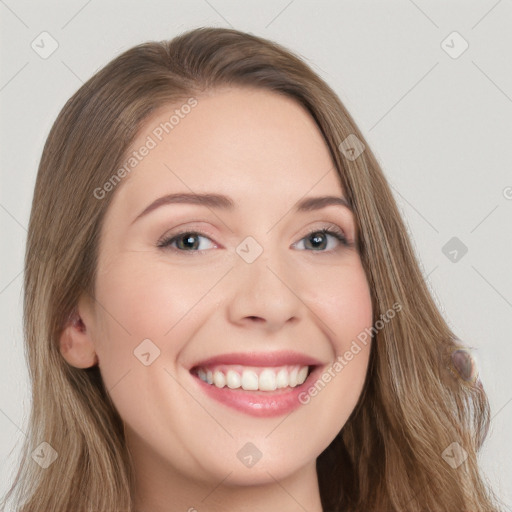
[225,243,303,332]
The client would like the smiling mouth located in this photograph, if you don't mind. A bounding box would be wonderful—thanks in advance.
[190,363,314,392]
[189,363,322,417]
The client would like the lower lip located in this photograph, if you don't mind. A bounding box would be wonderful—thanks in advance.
[190,365,324,418]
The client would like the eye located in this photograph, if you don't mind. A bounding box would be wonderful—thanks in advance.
[157,230,217,252]
[157,225,350,254]
[293,226,349,252]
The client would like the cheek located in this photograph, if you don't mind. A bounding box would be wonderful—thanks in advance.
[96,254,207,329]
[91,254,225,386]
[298,261,373,435]
[310,258,373,350]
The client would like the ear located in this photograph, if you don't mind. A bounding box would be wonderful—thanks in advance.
[59,307,99,369]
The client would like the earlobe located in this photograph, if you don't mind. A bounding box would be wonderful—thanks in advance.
[59,309,99,368]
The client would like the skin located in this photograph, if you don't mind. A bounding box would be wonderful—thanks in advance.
[59,86,373,512]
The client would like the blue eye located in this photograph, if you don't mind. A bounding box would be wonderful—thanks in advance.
[157,231,217,252]
[157,226,350,254]
[293,227,349,251]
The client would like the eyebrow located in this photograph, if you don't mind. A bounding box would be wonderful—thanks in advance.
[130,192,353,225]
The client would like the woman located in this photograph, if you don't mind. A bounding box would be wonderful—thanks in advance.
[1,26,503,511]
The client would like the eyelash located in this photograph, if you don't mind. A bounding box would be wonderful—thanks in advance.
[156,225,350,254]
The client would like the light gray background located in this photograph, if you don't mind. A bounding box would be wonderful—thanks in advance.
[1,0,511,507]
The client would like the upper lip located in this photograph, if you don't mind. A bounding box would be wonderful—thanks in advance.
[189,350,323,370]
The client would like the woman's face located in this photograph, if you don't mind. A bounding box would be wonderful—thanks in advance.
[75,87,373,494]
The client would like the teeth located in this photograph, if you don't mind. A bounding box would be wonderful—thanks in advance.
[297,366,308,384]
[241,370,259,390]
[276,368,288,388]
[258,369,277,391]
[195,364,310,391]
[213,371,226,388]
[289,367,298,387]
[226,370,241,389]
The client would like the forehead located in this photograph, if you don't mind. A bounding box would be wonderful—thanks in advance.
[108,86,344,219]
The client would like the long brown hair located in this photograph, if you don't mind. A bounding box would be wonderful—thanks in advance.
[1,26,504,511]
